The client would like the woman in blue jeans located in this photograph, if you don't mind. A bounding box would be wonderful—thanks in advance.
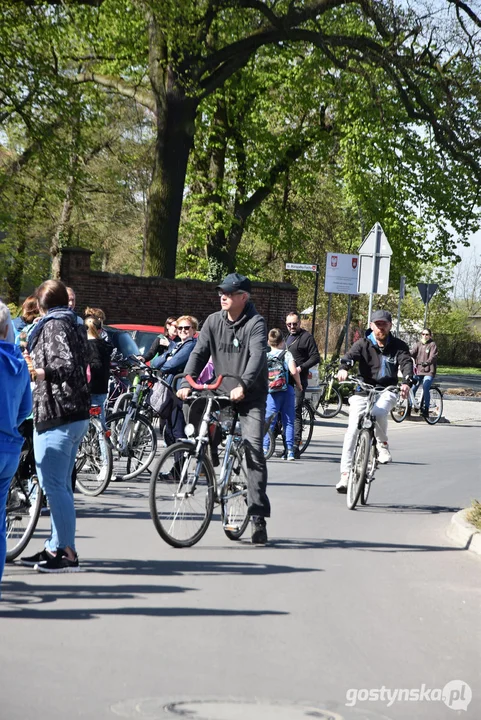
[411,328,438,416]
[263,328,302,461]
[22,280,90,573]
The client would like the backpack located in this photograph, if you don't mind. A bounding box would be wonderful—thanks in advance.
[267,350,288,393]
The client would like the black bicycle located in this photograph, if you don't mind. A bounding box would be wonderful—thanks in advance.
[263,398,314,460]
[6,421,44,561]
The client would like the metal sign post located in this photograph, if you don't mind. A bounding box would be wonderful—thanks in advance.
[285,263,319,335]
[324,293,332,360]
[358,223,392,321]
[417,282,439,326]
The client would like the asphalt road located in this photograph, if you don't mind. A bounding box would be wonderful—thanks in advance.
[1,404,480,720]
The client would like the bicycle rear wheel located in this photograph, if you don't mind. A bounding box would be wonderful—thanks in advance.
[347,429,370,510]
[76,418,113,496]
[423,387,443,425]
[107,411,157,480]
[299,400,314,455]
[6,474,44,561]
[263,428,276,460]
[221,446,249,540]
[390,397,408,423]
[315,383,342,418]
[149,441,215,547]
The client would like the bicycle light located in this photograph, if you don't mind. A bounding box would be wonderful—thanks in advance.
[184,423,195,437]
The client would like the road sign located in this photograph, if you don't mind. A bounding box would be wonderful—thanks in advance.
[285,263,318,272]
[324,253,359,294]
[357,223,392,295]
[417,283,439,305]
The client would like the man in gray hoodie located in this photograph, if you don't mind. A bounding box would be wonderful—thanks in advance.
[178,273,270,544]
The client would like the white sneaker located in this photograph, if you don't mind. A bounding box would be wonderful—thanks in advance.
[336,472,349,493]
[378,443,392,464]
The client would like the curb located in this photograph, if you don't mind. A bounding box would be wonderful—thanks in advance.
[447,509,481,557]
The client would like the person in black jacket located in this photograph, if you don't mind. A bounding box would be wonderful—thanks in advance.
[22,280,90,573]
[84,309,113,429]
[139,316,179,363]
[285,312,320,458]
[335,309,413,493]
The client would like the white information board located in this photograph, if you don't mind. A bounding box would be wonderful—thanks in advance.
[324,253,359,295]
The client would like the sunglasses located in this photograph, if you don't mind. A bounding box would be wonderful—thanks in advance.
[178,325,192,331]
[286,322,298,327]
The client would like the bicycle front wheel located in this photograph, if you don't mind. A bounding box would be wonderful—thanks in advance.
[263,429,276,460]
[360,442,376,505]
[107,412,157,480]
[6,474,44,561]
[149,441,215,547]
[76,418,113,496]
[315,383,342,418]
[299,400,314,455]
[347,429,370,510]
[221,447,249,541]
[423,387,443,425]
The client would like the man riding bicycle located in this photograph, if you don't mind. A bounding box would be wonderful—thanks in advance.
[336,310,413,493]
[177,273,270,544]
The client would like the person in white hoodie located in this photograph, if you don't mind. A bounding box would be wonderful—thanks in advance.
[0,301,32,588]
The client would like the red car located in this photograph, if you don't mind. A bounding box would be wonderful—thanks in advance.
[110,324,165,357]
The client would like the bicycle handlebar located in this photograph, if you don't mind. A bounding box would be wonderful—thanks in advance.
[339,376,400,394]
[183,374,224,391]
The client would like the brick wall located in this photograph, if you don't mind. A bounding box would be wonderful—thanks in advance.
[60,247,298,330]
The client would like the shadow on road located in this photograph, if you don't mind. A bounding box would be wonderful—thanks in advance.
[361,503,461,515]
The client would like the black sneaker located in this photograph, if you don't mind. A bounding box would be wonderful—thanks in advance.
[21,548,54,567]
[293,447,301,460]
[35,548,80,573]
[251,517,268,545]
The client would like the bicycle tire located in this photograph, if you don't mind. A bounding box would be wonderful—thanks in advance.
[113,392,133,414]
[75,418,113,496]
[149,441,215,547]
[347,429,370,510]
[6,474,44,561]
[390,397,409,423]
[299,400,314,455]
[221,446,249,540]
[315,383,342,419]
[423,386,443,425]
[106,411,157,480]
[263,428,276,460]
[360,442,376,505]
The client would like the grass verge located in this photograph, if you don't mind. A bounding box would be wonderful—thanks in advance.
[466,500,481,532]
[437,366,481,376]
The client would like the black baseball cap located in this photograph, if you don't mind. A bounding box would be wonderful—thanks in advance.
[371,310,392,323]
[216,273,251,294]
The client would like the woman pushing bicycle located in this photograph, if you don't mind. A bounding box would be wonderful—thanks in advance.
[336,310,413,494]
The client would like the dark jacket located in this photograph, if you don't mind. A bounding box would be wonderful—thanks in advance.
[87,337,113,394]
[28,308,90,432]
[153,336,197,386]
[144,335,179,363]
[286,328,320,389]
[340,332,414,389]
[183,301,268,399]
[411,339,438,377]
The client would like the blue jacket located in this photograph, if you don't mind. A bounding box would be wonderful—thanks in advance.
[152,336,197,387]
[0,340,32,452]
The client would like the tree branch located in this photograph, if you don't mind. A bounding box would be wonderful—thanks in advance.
[75,72,156,112]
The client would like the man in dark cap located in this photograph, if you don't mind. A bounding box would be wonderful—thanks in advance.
[178,273,270,544]
[335,309,413,493]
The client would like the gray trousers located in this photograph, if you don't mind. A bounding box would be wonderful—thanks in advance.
[237,398,270,518]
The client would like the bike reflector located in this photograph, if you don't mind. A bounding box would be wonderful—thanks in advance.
[90,406,102,416]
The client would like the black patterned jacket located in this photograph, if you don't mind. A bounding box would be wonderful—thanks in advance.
[29,310,90,432]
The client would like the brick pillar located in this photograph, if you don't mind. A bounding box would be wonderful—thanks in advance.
[59,247,93,285]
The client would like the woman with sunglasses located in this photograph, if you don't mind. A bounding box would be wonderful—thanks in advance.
[411,328,438,416]
[152,315,198,445]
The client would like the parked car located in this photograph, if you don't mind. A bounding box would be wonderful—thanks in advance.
[110,324,165,357]
[104,325,140,358]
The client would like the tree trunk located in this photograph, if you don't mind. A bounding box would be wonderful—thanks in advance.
[51,177,75,279]
[145,88,198,278]
[5,233,28,305]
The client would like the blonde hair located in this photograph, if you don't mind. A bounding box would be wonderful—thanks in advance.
[84,315,102,339]
[84,307,106,324]
[177,315,198,331]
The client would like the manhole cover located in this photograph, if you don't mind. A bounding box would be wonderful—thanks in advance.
[111,697,392,720]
